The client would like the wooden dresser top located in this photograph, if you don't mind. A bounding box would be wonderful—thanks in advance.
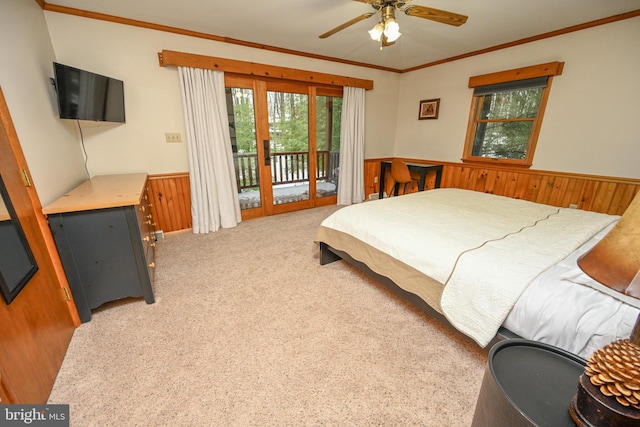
[43,173,148,215]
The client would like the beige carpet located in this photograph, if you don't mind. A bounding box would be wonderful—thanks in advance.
[48,205,487,426]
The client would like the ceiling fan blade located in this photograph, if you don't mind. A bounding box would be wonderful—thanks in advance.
[319,13,374,38]
[404,5,468,27]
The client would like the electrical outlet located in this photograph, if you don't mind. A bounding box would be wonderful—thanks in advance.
[165,132,182,143]
[374,176,378,183]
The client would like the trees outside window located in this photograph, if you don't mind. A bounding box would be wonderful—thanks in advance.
[463,62,564,167]
[471,83,543,160]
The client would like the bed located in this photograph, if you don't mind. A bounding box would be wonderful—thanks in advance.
[315,188,640,358]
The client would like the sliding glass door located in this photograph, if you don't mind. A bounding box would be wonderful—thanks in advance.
[315,95,342,201]
[225,76,342,219]
[267,84,310,211]
[226,85,261,210]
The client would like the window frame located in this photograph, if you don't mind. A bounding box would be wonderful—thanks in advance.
[462,62,564,168]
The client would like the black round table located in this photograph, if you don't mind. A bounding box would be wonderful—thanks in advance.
[472,339,586,427]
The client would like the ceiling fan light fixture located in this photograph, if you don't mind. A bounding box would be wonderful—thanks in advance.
[319,1,468,48]
[368,22,384,41]
[383,19,401,42]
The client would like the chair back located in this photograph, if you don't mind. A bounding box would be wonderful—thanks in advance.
[391,159,412,184]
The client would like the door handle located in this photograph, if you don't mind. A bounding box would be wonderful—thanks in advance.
[263,140,271,166]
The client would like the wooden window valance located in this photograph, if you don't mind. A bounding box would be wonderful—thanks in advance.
[468,61,564,88]
[158,49,374,90]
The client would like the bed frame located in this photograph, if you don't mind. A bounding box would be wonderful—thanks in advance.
[319,242,520,349]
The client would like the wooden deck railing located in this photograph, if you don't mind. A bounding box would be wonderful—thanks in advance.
[235,150,339,189]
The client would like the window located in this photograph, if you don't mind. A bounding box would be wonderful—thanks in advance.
[463,62,564,167]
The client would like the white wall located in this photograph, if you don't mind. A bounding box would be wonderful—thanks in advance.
[43,12,401,177]
[0,1,87,205]
[4,4,637,208]
[396,17,640,178]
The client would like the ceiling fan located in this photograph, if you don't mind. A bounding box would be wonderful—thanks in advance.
[319,0,468,48]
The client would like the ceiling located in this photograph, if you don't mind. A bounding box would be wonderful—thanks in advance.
[45,0,640,71]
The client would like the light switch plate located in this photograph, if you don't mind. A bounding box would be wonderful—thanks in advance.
[165,132,182,143]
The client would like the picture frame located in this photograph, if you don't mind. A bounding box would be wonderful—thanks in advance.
[418,98,440,120]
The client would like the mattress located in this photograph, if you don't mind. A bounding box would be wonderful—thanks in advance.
[316,188,630,356]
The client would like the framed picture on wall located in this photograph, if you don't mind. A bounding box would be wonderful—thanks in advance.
[418,98,440,120]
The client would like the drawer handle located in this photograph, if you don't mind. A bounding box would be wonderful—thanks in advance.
[143,236,150,241]
[148,262,155,268]
[150,242,156,247]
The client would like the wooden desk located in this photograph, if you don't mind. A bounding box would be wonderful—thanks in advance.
[378,161,443,199]
[43,174,156,322]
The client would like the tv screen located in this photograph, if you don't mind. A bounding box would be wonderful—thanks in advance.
[53,62,125,123]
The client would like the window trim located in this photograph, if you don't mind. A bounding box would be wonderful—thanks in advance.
[462,62,564,167]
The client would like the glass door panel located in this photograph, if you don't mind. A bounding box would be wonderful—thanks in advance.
[225,76,342,218]
[315,95,342,199]
[226,87,261,211]
[267,90,309,206]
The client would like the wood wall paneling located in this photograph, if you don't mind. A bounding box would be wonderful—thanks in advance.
[365,159,640,216]
[148,162,640,234]
[147,173,192,233]
[364,161,380,198]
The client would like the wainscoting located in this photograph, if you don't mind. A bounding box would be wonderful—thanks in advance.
[147,173,191,233]
[149,162,640,233]
[440,164,639,215]
[366,159,640,216]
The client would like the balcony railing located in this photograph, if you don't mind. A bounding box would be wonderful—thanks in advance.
[234,150,339,190]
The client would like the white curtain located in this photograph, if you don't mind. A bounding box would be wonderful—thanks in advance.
[178,66,241,234]
[337,86,366,205]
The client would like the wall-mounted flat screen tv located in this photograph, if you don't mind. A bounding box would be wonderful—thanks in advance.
[53,62,125,123]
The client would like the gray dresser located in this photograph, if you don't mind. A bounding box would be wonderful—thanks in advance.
[44,174,156,322]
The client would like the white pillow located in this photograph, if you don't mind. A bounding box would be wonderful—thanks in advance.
[561,268,640,309]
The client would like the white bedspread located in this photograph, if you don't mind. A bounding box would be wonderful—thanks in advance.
[440,203,617,346]
[320,188,618,346]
